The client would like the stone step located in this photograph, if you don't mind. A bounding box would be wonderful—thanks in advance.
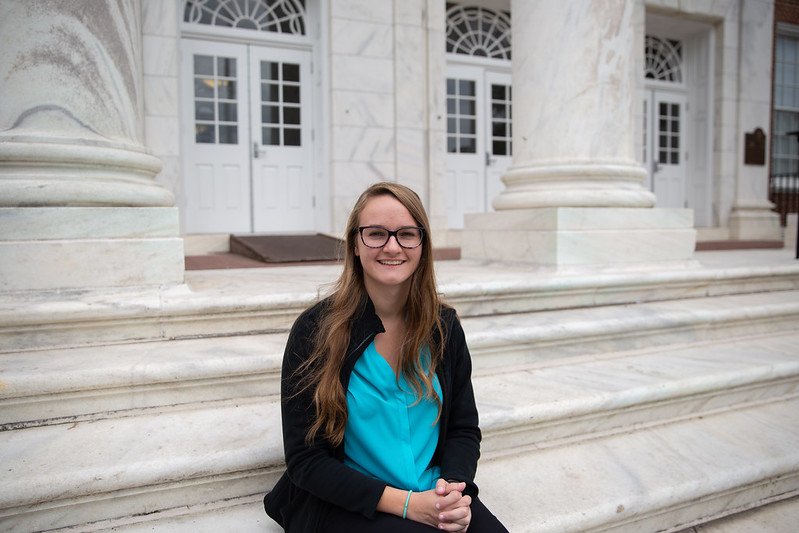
[688,493,799,532]
[2,331,797,531]
[464,289,799,370]
[477,331,799,455]
[0,333,286,429]
[5,287,799,430]
[477,396,799,532]
[3,258,798,352]
[46,395,799,533]
[3,290,798,429]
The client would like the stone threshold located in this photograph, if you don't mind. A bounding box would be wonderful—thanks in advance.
[696,240,784,251]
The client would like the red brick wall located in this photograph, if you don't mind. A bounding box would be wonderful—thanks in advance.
[776,0,799,24]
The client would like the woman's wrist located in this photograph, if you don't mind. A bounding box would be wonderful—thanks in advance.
[376,486,409,518]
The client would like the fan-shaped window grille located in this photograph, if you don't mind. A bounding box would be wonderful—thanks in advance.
[645,36,682,83]
[184,0,306,35]
[446,4,511,60]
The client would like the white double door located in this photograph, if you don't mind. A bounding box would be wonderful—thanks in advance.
[181,39,314,234]
[643,89,687,209]
[445,65,512,229]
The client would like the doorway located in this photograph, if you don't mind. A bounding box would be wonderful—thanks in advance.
[181,39,314,233]
[445,65,512,229]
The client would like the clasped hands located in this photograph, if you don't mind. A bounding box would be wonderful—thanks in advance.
[407,478,472,531]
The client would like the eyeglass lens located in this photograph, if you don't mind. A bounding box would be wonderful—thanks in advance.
[360,226,423,248]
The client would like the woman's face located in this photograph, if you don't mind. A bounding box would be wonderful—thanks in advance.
[355,194,423,296]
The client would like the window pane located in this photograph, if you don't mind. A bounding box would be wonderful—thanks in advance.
[491,84,506,100]
[218,102,237,122]
[283,63,300,82]
[447,118,456,134]
[459,99,475,116]
[447,136,457,153]
[659,150,668,164]
[263,127,280,146]
[459,136,476,153]
[446,78,456,95]
[493,140,507,155]
[261,61,279,81]
[447,98,456,114]
[262,83,280,102]
[195,101,214,121]
[284,128,301,146]
[284,106,301,125]
[460,118,475,134]
[262,105,280,124]
[196,123,215,143]
[217,80,236,100]
[217,57,236,77]
[492,103,506,119]
[194,55,213,76]
[458,80,475,96]
[492,122,506,137]
[219,125,238,144]
[194,78,214,98]
[283,85,300,103]
[670,151,679,164]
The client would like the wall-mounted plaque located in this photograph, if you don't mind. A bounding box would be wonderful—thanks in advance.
[744,128,766,165]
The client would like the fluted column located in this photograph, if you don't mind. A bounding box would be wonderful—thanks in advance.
[494,0,653,210]
[0,0,183,291]
[462,0,695,268]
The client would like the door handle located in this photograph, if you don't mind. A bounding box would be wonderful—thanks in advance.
[485,152,496,166]
[653,161,661,173]
[253,142,266,159]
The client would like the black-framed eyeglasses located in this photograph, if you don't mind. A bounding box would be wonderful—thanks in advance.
[357,225,425,249]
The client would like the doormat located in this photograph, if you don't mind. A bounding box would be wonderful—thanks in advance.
[230,233,344,263]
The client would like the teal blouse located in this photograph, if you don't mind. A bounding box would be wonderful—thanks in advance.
[343,340,443,491]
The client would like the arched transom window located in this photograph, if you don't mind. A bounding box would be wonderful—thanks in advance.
[446,4,511,60]
[184,0,306,35]
[645,36,683,83]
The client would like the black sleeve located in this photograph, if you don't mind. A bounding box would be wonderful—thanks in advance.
[280,308,387,518]
[439,313,482,498]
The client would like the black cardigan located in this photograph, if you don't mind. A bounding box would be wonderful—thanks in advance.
[264,296,482,532]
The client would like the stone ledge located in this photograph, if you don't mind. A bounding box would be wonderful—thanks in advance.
[3,259,799,352]
[3,292,798,428]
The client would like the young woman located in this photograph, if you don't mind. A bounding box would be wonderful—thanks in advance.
[264,183,507,532]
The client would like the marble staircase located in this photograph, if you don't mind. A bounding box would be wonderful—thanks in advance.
[1,253,799,532]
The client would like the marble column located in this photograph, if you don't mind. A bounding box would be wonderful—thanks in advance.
[462,0,695,267]
[728,0,781,241]
[0,0,184,291]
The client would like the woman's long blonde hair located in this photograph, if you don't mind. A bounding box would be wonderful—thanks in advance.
[296,182,444,447]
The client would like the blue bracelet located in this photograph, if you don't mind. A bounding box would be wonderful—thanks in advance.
[402,490,413,519]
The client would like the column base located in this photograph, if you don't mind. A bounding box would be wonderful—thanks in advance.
[0,207,184,292]
[462,207,696,268]
[729,205,782,241]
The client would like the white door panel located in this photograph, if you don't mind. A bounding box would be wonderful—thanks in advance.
[250,47,314,232]
[445,65,511,229]
[182,40,250,233]
[644,89,687,209]
[485,71,512,209]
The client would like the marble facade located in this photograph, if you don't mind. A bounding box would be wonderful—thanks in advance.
[0,0,782,290]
